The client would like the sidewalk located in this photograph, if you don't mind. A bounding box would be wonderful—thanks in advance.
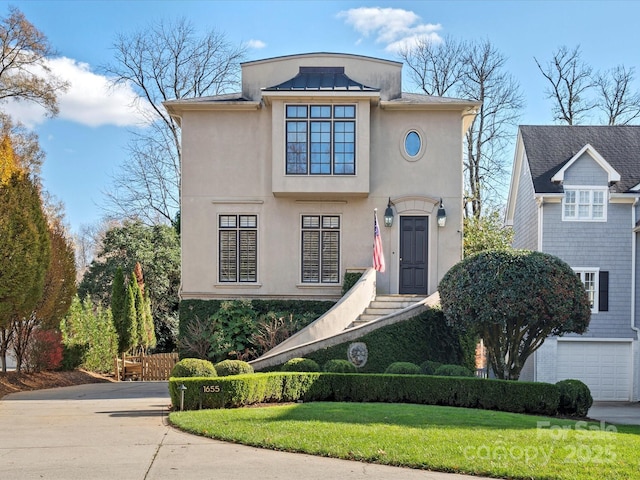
[0,382,494,480]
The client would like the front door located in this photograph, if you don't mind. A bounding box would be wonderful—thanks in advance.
[399,216,428,294]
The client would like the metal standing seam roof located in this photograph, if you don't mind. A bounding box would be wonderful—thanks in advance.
[520,125,640,194]
[263,66,380,92]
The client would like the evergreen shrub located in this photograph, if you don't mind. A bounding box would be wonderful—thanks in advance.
[323,359,357,373]
[171,358,217,378]
[215,359,254,376]
[385,362,421,374]
[556,379,593,417]
[281,357,320,372]
[434,364,474,377]
[420,360,442,375]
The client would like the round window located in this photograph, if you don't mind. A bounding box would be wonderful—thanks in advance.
[404,131,421,157]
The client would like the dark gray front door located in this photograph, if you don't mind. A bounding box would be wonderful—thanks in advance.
[399,216,428,294]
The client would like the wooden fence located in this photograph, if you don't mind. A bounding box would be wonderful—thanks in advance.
[114,353,179,381]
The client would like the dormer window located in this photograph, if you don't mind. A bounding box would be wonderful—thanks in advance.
[286,104,356,175]
[562,187,607,221]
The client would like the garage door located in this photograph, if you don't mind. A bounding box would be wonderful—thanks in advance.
[557,341,631,401]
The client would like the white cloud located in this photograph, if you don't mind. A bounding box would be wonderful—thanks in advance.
[245,39,266,49]
[337,7,442,52]
[2,56,153,128]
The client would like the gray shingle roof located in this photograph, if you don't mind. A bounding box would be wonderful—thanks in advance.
[520,125,640,193]
[263,66,379,92]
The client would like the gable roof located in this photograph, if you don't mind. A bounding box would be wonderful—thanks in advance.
[550,143,621,184]
[520,125,640,194]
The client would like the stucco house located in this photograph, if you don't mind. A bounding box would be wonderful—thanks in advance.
[164,53,479,313]
[506,125,640,401]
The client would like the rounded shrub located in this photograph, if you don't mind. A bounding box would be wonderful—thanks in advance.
[556,379,593,417]
[420,360,443,375]
[323,359,357,373]
[170,358,217,378]
[281,357,320,372]
[214,359,254,376]
[434,364,474,377]
[384,362,421,375]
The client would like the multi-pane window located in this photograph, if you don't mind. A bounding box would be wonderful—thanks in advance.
[563,188,607,221]
[575,269,598,311]
[301,215,340,283]
[219,215,257,282]
[286,105,355,175]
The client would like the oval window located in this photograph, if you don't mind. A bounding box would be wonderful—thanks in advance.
[404,131,421,157]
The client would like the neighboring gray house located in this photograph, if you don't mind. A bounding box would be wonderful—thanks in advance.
[506,125,640,401]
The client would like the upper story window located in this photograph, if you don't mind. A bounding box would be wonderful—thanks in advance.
[562,187,607,221]
[286,105,355,175]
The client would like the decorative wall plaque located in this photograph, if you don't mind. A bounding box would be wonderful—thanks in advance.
[347,342,368,368]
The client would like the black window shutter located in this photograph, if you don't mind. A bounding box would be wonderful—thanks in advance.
[599,271,609,312]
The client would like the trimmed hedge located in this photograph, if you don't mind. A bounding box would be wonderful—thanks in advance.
[169,372,560,416]
[306,308,474,373]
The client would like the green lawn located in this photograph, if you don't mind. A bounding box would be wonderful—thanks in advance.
[170,402,640,480]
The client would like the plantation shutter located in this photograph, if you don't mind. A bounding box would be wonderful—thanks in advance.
[599,271,609,312]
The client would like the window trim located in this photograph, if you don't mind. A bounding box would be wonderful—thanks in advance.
[300,214,341,284]
[573,267,600,313]
[218,214,258,283]
[399,127,426,161]
[285,104,356,176]
[562,186,608,222]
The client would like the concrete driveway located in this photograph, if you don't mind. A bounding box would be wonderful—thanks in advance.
[588,401,640,426]
[0,382,493,480]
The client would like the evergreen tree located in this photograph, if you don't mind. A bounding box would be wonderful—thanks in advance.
[110,267,126,354]
[123,274,138,354]
[0,167,50,371]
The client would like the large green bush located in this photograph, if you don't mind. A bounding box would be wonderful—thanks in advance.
[439,250,591,380]
[171,358,217,378]
[281,358,320,372]
[215,359,254,377]
[556,379,593,417]
[168,373,560,416]
[420,360,442,375]
[385,362,421,375]
[323,359,357,373]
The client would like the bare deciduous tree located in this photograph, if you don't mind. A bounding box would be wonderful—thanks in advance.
[401,38,523,219]
[593,65,640,125]
[0,6,68,116]
[535,45,594,125]
[102,18,246,224]
[397,35,465,96]
[460,40,524,218]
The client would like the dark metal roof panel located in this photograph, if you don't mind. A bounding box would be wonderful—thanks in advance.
[520,125,640,193]
[264,66,379,92]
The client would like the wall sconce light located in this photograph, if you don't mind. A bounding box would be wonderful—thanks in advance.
[384,198,394,227]
[437,198,447,227]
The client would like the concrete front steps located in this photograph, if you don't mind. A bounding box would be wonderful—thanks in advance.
[349,295,426,328]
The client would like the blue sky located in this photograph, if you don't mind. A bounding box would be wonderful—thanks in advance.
[7,0,640,234]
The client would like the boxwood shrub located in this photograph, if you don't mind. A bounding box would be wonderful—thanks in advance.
[323,359,357,373]
[281,357,320,372]
[169,372,560,416]
[556,379,593,417]
[170,358,217,378]
[215,359,254,377]
[434,364,474,377]
[385,362,421,374]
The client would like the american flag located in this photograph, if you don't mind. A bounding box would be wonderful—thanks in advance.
[373,210,385,272]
